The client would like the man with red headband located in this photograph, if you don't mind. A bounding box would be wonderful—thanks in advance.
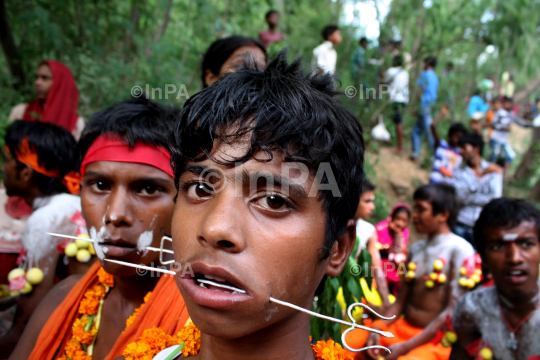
[0,121,83,357]
[10,97,190,360]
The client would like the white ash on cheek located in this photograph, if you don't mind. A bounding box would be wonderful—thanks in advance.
[264,306,280,322]
[136,230,153,255]
[90,226,109,260]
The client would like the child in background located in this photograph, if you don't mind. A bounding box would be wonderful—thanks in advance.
[430,104,468,183]
[375,203,411,296]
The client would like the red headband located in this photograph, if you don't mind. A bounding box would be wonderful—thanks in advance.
[81,135,174,178]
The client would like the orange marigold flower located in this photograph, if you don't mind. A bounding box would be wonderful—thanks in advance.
[143,291,152,303]
[78,296,100,316]
[65,338,82,359]
[72,317,97,345]
[166,334,180,347]
[176,324,201,356]
[139,327,169,352]
[312,340,353,360]
[86,284,107,299]
[72,350,92,360]
[123,341,155,360]
[97,267,114,287]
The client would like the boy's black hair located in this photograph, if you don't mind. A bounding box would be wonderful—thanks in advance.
[359,37,368,45]
[391,206,411,220]
[424,56,437,68]
[503,96,513,103]
[169,51,365,259]
[446,62,454,69]
[458,133,484,157]
[5,120,78,196]
[473,198,540,258]
[201,36,267,88]
[492,97,502,104]
[322,25,339,40]
[413,183,459,227]
[392,55,404,67]
[78,96,179,159]
[448,122,467,137]
[361,179,375,194]
[265,10,279,19]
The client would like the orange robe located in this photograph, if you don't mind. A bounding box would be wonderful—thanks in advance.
[344,318,451,360]
[29,262,189,360]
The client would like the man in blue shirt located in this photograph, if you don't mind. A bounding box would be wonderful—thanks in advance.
[411,56,439,161]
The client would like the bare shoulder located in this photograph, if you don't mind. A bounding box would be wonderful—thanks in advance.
[8,275,82,360]
[454,287,496,324]
[8,103,28,121]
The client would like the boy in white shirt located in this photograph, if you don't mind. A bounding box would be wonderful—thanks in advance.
[312,25,342,75]
[383,55,409,154]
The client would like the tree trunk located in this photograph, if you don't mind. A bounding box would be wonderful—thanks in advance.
[0,0,25,89]
[153,0,172,42]
[530,175,540,201]
[514,128,540,180]
[513,73,540,104]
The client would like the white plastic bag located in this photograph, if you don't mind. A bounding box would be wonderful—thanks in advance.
[370,115,391,141]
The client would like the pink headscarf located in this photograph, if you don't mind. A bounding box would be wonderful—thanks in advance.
[375,202,411,248]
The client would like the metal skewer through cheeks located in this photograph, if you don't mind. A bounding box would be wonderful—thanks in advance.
[48,232,395,354]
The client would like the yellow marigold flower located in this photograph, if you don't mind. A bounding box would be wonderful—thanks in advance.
[72,317,97,345]
[143,291,152,303]
[97,267,114,288]
[65,338,82,359]
[123,341,155,360]
[176,324,201,356]
[78,296,100,316]
[139,327,168,352]
[312,340,353,360]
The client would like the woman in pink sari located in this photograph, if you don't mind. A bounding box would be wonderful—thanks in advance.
[375,202,411,296]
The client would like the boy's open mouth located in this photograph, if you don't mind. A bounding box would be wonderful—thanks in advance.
[194,273,245,294]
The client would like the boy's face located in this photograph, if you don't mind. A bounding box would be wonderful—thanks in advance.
[389,211,409,233]
[80,161,176,276]
[412,199,446,234]
[266,12,279,27]
[1,147,26,197]
[171,139,354,339]
[448,131,465,148]
[328,30,342,45]
[459,143,476,163]
[492,100,502,110]
[355,190,375,220]
[503,100,513,110]
[483,220,540,301]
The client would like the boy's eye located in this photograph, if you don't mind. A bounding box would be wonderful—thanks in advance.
[92,181,110,192]
[255,195,288,211]
[187,183,214,199]
[490,243,504,251]
[140,185,159,195]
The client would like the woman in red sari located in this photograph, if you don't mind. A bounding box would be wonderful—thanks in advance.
[8,60,84,140]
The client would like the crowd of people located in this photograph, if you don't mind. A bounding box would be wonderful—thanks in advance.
[0,10,539,360]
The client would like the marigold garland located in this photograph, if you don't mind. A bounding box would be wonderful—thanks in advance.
[58,267,150,360]
[124,323,352,359]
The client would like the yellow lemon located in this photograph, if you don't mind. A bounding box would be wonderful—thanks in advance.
[430,272,438,281]
[471,274,481,283]
[459,277,469,287]
[474,268,482,275]
[376,242,382,250]
[467,279,476,289]
[75,239,89,249]
[425,280,435,289]
[433,259,444,271]
[445,331,458,344]
[76,249,92,263]
[26,268,44,285]
[406,270,416,280]
[8,268,25,281]
[19,282,33,294]
[407,262,417,271]
[438,274,447,283]
[65,243,78,257]
[479,347,493,359]
[0,284,10,298]
[441,337,451,348]
[460,267,467,276]
[10,290,20,297]
[88,243,96,255]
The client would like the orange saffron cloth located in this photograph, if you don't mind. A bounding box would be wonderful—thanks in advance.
[344,318,451,360]
[29,262,189,360]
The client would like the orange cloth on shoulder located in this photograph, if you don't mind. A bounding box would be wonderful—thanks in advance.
[29,262,189,360]
[344,318,451,360]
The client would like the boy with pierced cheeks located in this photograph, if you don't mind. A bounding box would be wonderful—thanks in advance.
[10,97,189,360]
[365,184,474,360]
[452,198,540,359]
[167,53,365,359]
